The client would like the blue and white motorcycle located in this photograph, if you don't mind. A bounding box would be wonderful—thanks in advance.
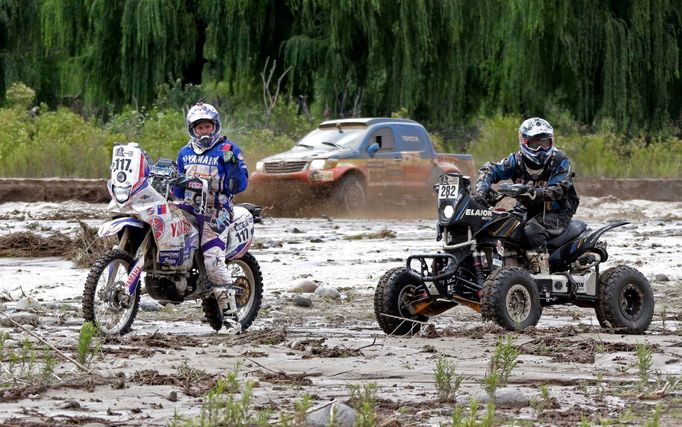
[83,142,263,335]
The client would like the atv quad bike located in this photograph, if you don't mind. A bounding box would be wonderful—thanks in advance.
[374,173,654,334]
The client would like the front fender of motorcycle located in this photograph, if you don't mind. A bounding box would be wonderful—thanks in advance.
[98,217,147,238]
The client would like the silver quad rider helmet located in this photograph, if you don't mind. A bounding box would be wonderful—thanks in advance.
[186,103,222,150]
[518,117,555,168]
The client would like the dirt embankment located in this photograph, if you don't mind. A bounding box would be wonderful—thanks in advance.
[0,177,681,204]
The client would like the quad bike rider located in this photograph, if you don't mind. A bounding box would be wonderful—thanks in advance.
[374,117,654,334]
[474,117,579,276]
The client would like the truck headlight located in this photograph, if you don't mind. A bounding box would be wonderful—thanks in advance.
[309,159,327,170]
[113,185,131,203]
[256,161,264,172]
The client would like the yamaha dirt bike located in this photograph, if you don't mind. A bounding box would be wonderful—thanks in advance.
[374,173,654,334]
[82,142,263,335]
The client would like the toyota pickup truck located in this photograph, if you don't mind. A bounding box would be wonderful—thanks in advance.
[249,118,476,214]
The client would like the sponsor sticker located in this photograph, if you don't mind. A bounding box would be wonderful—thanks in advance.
[464,208,492,217]
[171,218,193,237]
[149,217,165,240]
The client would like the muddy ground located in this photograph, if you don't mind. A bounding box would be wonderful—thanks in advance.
[0,195,681,426]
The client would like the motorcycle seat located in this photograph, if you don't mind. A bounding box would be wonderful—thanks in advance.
[547,220,587,250]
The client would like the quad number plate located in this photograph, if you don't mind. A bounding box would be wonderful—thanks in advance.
[438,183,459,200]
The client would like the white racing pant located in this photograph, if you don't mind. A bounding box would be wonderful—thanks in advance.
[201,221,232,286]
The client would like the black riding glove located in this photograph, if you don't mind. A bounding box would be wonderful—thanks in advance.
[473,188,494,207]
[518,187,545,201]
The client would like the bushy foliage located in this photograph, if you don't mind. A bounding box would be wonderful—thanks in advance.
[0,107,120,177]
[0,101,301,177]
[1,94,681,178]
[4,82,36,109]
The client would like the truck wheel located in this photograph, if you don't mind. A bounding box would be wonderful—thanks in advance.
[481,267,542,331]
[374,267,428,335]
[333,174,366,214]
[597,265,653,334]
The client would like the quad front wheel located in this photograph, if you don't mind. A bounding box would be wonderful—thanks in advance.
[597,265,653,334]
[481,267,542,331]
[83,249,141,335]
[374,267,429,335]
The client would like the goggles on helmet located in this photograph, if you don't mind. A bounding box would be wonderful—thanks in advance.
[522,135,553,151]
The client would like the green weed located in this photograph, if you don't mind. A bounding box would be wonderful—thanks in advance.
[483,335,520,397]
[645,404,662,427]
[40,345,58,383]
[529,383,551,419]
[434,356,463,402]
[0,332,8,359]
[595,372,606,401]
[19,338,36,376]
[450,400,496,427]
[348,382,378,427]
[278,393,312,427]
[76,321,101,366]
[635,343,653,390]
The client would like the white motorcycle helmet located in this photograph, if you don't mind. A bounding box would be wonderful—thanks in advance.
[186,103,222,151]
[518,117,555,168]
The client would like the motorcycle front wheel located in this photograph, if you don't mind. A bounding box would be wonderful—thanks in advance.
[83,249,141,335]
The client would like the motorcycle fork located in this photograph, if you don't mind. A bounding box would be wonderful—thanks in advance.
[124,231,152,295]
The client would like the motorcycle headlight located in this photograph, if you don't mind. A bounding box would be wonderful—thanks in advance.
[113,185,131,203]
[309,159,327,170]
[442,204,455,219]
[256,161,264,172]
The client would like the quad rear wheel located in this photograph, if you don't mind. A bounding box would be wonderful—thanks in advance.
[596,265,653,334]
[595,266,619,328]
[481,267,542,331]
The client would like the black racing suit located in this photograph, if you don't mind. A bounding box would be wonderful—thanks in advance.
[475,149,579,251]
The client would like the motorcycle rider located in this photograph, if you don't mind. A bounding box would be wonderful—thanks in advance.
[473,117,579,274]
[173,102,249,326]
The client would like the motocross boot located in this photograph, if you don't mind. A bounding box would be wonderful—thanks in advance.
[212,286,242,334]
[526,249,550,275]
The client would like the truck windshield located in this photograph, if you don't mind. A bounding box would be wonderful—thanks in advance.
[294,128,364,150]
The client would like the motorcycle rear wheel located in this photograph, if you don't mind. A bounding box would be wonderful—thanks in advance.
[374,267,429,335]
[83,249,140,336]
[203,252,263,332]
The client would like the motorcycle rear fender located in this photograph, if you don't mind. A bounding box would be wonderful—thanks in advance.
[225,206,255,260]
[98,217,147,237]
